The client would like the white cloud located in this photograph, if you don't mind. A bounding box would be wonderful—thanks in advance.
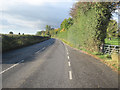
[0,13,45,31]
[0,0,44,10]
[0,0,75,10]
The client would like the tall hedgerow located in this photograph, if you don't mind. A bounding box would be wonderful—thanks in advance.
[65,2,119,52]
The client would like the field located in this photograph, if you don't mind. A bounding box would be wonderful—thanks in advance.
[2,34,50,52]
[105,38,120,45]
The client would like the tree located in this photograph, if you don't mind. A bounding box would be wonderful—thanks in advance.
[70,2,120,19]
[36,31,45,36]
[9,31,13,34]
[22,33,24,35]
[64,2,120,52]
[60,17,73,30]
[36,31,42,35]
[18,33,21,35]
[106,20,118,39]
[45,30,50,35]
[45,25,51,31]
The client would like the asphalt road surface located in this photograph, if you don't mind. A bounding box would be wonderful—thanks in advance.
[2,38,118,88]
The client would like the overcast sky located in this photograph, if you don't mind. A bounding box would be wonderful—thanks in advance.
[0,0,119,35]
[0,0,76,34]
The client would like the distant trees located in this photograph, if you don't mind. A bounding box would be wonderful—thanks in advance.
[9,32,25,35]
[35,17,72,37]
[45,25,52,37]
[9,31,13,34]
[18,33,21,35]
[36,31,46,36]
[45,25,51,31]
[36,25,57,37]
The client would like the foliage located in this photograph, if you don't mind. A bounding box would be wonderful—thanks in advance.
[9,31,13,34]
[18,33,21,35]
[45,25,51,31]
[70,2,119,19]
[104,54,111,59]
[45,30,50,36]
[36,2,119,53]
[56,2,119,52]
[2,34,50,52]
[36,26,59,37]
[36,31,46,36]
[60,17,73,31]
[106,20,118,39]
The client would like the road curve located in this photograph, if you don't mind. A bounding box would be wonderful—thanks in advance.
[2,38,118,88]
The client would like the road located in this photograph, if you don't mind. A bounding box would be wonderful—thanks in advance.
[2,38,118,88]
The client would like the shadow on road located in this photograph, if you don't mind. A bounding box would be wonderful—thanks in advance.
[2,38,56,64]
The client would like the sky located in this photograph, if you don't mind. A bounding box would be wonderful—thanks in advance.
[0,0,119,35]
[0,0,76,34]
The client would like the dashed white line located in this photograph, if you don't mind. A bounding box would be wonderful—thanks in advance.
[66,48,68,52]
[35,47,46,54]
[69,71,72,80]
[67,52,69,55]
[42,47,45,50]
[35,51,39,54]
[0,60,24,75]
[68,61,71,66]
[67,56,70,59]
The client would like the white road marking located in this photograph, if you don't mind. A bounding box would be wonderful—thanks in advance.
[67,56,70,59]
[42,47,45,50]
[35,47,46,54]
[66,48,68,52]
[68,61,71,66]
[35,51,39,54]
[69,71,72,80]
[0,60,24,75]
[67,52,69,55]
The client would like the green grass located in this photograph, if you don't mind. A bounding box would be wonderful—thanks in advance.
[105,38,120,45]
[2,34,50,52]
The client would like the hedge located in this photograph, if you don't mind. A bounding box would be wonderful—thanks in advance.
[57,2,113,52]
[2,34,50,52]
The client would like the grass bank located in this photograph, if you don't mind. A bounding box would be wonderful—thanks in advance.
[2,34,50,52]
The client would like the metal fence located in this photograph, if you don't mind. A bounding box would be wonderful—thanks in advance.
[104,44,120,55]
